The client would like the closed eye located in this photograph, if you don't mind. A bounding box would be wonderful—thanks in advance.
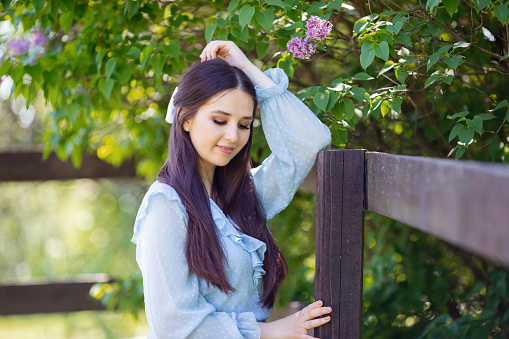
[214,120,250,130]
[213,120,227,126]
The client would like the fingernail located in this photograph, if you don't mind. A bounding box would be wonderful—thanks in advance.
[318,300,323,305]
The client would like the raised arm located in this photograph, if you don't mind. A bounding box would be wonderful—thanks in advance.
[200,40,331,219]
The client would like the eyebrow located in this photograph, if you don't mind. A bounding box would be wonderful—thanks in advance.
[210,110,254,121]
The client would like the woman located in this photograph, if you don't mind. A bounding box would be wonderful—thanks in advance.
[132,40,332,338]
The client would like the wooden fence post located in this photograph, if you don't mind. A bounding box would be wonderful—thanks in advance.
[314,149,366,339]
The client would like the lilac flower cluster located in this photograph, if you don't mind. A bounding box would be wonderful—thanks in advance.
[7,30,47,55]
[306,15,333,41]
[287,37,316,59]
[7,38,30,55]
[287,16,332,59]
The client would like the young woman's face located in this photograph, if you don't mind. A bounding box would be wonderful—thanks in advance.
[183,88,254,176]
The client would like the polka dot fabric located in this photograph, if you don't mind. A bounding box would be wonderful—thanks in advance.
[132,68,331,338]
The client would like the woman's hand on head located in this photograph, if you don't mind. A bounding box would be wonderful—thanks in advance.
[200,40,252,71]
[258,300,332,339]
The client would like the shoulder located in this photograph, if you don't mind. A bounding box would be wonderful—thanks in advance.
[131,181,188,244]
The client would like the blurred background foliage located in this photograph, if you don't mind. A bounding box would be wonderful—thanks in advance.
[1,0,508,337]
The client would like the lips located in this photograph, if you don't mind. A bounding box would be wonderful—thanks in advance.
[217,145,234,154]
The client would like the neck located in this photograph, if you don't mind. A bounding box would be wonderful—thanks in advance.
[198,161,215,198]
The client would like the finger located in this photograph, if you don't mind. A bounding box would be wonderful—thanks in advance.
[307,306,332,319]
[301,300,323,313]
[305,316,331,330]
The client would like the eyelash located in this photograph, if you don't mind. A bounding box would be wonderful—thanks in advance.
[213,120,250,130]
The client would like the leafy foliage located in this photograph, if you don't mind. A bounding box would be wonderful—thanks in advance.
[2,0,509,336]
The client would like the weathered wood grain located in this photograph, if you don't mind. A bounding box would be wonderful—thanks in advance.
[0,274,111,315]
[0,152,136,181]
[366,152,509,268]
[315,149,365,339]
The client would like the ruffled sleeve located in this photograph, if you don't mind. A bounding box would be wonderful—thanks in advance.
[134,181,261,338]
[252,68,332,220]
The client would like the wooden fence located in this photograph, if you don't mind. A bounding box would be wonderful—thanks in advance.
[0,151,135,315]
[313,149,509,338]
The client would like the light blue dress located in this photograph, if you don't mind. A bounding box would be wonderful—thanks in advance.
[132,68,332,339]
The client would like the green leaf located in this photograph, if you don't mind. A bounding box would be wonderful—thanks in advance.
[34,0,45,14]
[380,100,390,117]
[205,23,215,43]
[374,41,389,62]
[116,64,132,85]
[426,0,441,11]
[395,69,408,83]
[339,99,355,120]
[353,72,373,80]
[360,48,375,70]
[98,78,114,100]
[150,54,164,78]
[448,111,469,119]
[327,0,343,11]
[124,0,139,19]
[353,19,369,35]
[327,91,340,111]
[391,96,403,113]
[313,91,330,112]
[255,10,274,32]
[427,52,440,71]
[330,126,348,147]
[386,21,403,34]
[256,42,269,60]
[140,46,154,70]
[478,113,496,120]
[494,100,508,111]
[459,126,475,144]
[443,0,459,17]
[228,0,239,13]
[126,46,141,59]
[442,74,454,85]
[455,146,467,159]
[471,116,483,134]
[164,41,181,59]
[59,11,73,34]
[216,18,228,29]
[239,5,255,28]
[506,109,509,122]
[350,87,366,101]
[449,123,462,141]
[445,55,463,69]
[265,0,290,11]
[502,52,509,61]
[105,58,116,79]
[473,0,490,13]
[438,45,452,54]
[0,58,11,77]
[393,34,412,47]
[425,72,440,88]
[453,41,470,49]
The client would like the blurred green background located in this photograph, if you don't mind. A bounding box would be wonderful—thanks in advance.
[1,0,509,337]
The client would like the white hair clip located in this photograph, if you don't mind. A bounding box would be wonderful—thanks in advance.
[165,86,178,124]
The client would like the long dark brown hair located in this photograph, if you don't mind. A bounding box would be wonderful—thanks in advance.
[157,59,287,308]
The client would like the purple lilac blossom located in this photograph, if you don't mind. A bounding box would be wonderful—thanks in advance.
[306,15,333,42]
[7,38,30,54]
[33,31,47,46]
[287,37,317,59]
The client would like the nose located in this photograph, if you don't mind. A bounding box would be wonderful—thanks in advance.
[224,125,238,143]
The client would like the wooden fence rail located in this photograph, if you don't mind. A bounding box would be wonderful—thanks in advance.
[0,274,111,315]
[314,149,509,338]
